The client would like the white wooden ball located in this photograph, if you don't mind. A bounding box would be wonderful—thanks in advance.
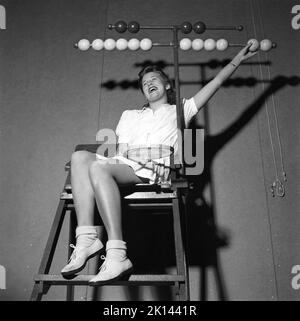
[140,38,152,51]
[91,39,104,50]
[216,39,228,51]
[104,38,116,50]
[77,39,90,51]
[204,39,216,51]
[116,38,128,50]
[128,38,140,50]
[180,38,192,50]
[260,39,272,52]
[192,39,204,51]
[247,39,259,52]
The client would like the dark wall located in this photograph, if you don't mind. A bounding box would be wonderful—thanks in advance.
[0,0,299,300]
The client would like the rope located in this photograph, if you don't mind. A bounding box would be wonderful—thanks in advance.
[256,1,287,197]
[249,0,279,301]
[250,0,286,198]
[247,1,270,200]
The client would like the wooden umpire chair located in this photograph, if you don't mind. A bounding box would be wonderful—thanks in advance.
[30,143,190,301]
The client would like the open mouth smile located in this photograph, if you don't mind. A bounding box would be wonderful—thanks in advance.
[148,86,158,94]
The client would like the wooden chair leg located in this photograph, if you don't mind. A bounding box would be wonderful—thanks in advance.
[172,191,190,301]
[180,192,190,300]
[66,210,76,301]
[30,283,44,301]
[30,198,67,300]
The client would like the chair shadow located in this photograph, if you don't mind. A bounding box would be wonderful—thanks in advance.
[93,59,300,301]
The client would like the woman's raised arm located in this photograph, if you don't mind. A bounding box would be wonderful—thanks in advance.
[192,43,258,111]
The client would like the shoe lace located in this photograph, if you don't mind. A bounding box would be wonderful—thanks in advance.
[98,255,107,272]
[68,244,77,263]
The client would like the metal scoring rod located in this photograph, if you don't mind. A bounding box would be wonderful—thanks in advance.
[75,20,277,177]
[107,20,244,33]
[75,38,276,52]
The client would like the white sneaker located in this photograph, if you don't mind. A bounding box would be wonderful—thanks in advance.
[89,255,133,286]
[61,238,104,277]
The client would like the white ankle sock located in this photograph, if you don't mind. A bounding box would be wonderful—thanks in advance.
[75,225,98,248]
[106,240,127,261]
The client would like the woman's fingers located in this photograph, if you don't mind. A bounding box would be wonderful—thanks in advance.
[244,50,258,60]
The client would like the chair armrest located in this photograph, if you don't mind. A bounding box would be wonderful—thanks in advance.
[75,144,100,153]
[65,161,71,171]
[65,144,101,171]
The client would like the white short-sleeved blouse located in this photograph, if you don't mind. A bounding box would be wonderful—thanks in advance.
[96,97,198,183]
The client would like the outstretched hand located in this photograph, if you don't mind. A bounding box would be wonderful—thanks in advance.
[235,43,258,62]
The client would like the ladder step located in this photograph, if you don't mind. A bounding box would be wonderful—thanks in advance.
[61,193,176,201]
[64,183,173,192]
[34,274,185,285]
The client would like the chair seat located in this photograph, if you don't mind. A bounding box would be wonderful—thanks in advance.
[61,183,176,200]
[124,191,176,199]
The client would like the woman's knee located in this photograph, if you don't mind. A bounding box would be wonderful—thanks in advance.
[88,161,111,187]
[71,150,94,167]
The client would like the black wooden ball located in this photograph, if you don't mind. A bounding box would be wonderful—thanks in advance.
[128,21,140,33]
[115,20,127,33]
[193,21,206,34]
[181,21,192,34]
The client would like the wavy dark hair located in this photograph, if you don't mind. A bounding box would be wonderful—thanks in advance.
[138,65,176,105]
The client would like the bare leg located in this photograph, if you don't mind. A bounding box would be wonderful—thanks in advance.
[62,151,106,276]
[71,151,105,226]
[63,153,141,278]
[88,159,142,284]
[89,160,143,240]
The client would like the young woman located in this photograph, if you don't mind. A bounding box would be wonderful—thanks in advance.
[61,43,257,285]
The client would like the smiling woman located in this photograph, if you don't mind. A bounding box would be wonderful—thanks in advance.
[141,72,171,107]
[62,44,258,285]
[61,64,199,284]
[138,65,176,108]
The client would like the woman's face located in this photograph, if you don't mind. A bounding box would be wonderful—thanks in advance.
[141,72,170,103]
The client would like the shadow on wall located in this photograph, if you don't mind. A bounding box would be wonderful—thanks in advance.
[57,71,296,302]
[101,59,276,90]
[89,59,300,301]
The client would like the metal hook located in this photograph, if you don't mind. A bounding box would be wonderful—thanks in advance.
[270,181,276,197]
[276,179,285,197]
[283,171,287,182]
